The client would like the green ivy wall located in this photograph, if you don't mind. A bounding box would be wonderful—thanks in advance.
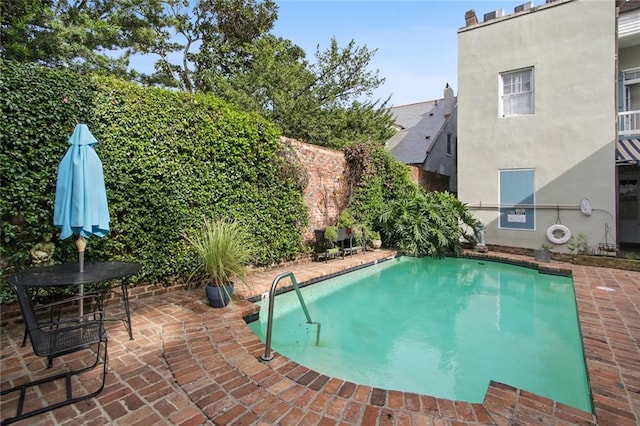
[0,60,308,302]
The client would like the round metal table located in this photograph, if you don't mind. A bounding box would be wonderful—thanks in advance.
[15,261,141,340]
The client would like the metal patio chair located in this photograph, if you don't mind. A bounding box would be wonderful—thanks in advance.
[1,274,109,425]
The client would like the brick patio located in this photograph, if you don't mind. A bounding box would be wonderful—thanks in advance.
[1,249,639,425]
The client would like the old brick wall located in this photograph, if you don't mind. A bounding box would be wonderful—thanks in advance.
[281,137,348,243]
[408,166,451,193]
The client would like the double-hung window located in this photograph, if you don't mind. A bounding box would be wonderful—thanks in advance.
[500,67,534,117]
[499,169,535,230]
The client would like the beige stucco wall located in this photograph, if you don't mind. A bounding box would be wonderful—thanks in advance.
[457,0,617,252]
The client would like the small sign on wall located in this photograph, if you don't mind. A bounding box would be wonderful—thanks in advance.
[507,208,527,223]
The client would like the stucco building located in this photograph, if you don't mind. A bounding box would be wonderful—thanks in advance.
[457,0,640,253]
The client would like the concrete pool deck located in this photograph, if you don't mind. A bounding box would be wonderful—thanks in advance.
[1,249,638,425]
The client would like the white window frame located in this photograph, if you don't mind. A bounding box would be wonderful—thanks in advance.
[623,67,640,111]
[499,67,534,117]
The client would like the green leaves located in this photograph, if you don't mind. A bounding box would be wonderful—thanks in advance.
[206,35,395,149]
[340,141,473,258]
[1,61,307,303]
[1,0,176,78]
[184,217,255,288]
[379,189,478,258]
[1,61,95,277]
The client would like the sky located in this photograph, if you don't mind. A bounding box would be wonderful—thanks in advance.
[271,1,526,106]
[128,1,528,107]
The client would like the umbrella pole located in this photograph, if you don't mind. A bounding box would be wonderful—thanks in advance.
[76,237,87,272]
[75,237,87,318]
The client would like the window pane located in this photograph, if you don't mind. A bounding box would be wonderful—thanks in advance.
[501,68,534,116]
[512,93,531,114]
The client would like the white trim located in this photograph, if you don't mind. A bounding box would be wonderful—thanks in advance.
[499,67,535,117]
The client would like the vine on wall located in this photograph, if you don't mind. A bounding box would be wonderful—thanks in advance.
[0,61,308,303]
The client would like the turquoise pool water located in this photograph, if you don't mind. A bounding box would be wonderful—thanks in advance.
[248,257,592,412]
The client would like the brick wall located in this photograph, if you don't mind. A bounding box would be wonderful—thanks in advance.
[408,166,451,193]
[281,137,348,243]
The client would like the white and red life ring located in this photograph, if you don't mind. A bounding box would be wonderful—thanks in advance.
[546,224,571,245]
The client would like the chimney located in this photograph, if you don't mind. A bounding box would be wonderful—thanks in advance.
[483,8,505,22]
[464,10,478,26]
[443,83,454,117]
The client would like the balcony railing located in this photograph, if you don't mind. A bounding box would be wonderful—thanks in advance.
[619,110,640,136]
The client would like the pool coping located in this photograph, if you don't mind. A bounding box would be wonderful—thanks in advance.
[236,252,604,424]
[2,249,637,424]
[245,254,398,304]
[245,252,595,418]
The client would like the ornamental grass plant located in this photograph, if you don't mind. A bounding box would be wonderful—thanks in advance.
[185,217,255,288]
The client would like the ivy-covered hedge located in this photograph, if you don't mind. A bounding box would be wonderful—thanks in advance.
[1,60,308,302]
[343,142,416,229]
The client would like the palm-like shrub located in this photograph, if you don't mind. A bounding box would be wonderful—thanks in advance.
[379,189,477,258]
[185,217,255,288]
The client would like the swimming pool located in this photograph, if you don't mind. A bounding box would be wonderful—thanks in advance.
[248,256,592,412]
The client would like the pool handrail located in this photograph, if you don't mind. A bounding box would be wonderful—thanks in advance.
[260,271,320,361]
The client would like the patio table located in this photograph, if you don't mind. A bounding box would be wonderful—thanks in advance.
[13,261,141,340]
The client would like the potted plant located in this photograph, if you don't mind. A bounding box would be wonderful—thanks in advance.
[185,217,254,308]
[324,225,338,245]
[338,210,356,234]
[352,224,366,249]
[534,243,552,263]
[367,230,382,250]
[323,225,341,256]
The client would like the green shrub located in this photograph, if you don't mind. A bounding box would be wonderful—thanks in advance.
[184,217,254,288]
[0,60,308,303]
[338,209,355,228]
[1,60,96,274]
[324,226,338,243]
[343,142,415,231]
[379,189,478,258]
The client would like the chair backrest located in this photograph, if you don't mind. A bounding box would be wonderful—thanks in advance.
[7,274,44,346]
[8,274,37,327]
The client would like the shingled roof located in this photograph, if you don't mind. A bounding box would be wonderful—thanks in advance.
[386,98,454,164]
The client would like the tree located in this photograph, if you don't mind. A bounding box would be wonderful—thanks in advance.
[148,0,278,92]
[1,0,394,147]
[1,0,56,62]
[1,0,173,77]
[205,35,394,147]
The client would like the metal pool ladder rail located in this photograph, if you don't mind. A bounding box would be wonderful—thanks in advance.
[260,271,321,361]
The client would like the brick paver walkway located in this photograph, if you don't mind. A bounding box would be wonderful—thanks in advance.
[1,249,639,425]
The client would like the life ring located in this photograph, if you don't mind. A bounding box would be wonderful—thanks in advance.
[546,224,571,245]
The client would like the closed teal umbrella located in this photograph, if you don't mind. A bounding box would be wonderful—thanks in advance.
[53,122,110,272]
